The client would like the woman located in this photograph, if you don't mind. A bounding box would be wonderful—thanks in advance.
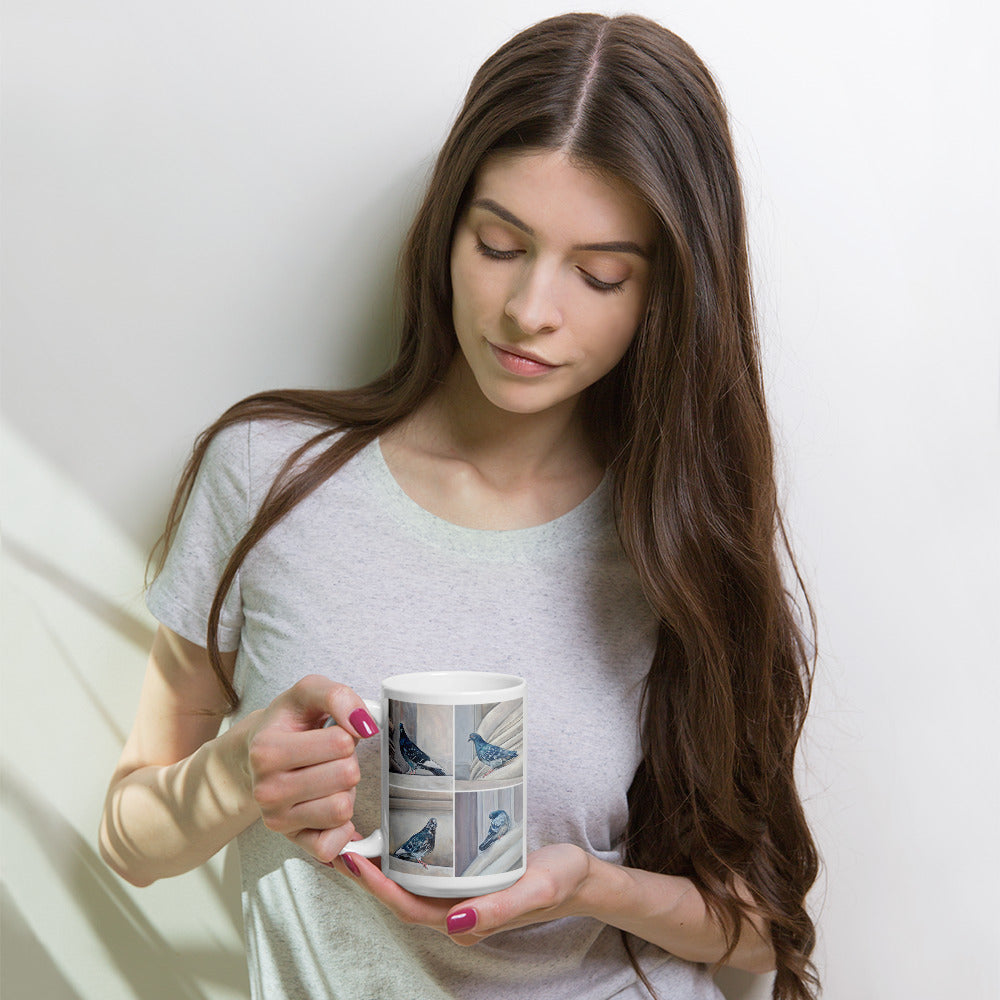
[100,13,819,1000]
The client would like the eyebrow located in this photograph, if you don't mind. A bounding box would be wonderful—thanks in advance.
[470,197,650,259]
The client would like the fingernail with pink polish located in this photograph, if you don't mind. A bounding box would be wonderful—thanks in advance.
[349,708,379,738]
[342,853,360,876]
[447,908,478,934]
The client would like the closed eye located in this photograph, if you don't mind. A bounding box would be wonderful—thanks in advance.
[578,269,626,295]
[477,237,626,294]
[475,237,521,261]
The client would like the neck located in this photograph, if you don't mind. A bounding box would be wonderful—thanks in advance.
[379,356,605,529]
[415,356,598,486]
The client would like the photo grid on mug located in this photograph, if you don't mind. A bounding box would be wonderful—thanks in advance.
[387,699,453,877]
[386,696,524,882]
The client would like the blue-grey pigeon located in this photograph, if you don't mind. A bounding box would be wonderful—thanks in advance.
[399,723,447,776]
[390,818,438,868]
[478,809,512,852]
[468,732,518,776]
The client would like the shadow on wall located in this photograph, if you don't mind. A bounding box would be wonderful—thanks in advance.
[3,428,250,999]
[3,536,154,654]
[2,886,85,1000]
[1,768,247,1000]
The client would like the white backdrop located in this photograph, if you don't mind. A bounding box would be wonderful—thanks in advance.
[3,2,998,998]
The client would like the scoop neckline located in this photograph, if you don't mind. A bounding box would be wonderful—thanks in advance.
[356,436,614,557]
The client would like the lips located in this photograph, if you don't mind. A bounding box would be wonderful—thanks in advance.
[489,342,560,376]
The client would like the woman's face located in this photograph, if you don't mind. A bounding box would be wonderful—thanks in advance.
[449,149,655,420]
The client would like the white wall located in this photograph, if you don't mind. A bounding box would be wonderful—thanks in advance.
[3,2,997,998]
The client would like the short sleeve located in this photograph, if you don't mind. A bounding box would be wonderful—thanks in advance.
[146,421,251,651]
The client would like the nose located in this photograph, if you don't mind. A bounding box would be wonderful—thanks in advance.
[504,262,563,335]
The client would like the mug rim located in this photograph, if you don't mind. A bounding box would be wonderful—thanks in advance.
[381,670,524,700]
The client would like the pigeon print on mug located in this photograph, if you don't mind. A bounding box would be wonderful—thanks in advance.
[468,732,518,776]
[390,818,438,869]
[398,723,447,776]
[388,701,453,781]
[454,700,523,785]
[478,809,511,852]
[454,786,523,877]
[387,722,407,775]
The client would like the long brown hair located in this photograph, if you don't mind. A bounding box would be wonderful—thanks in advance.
[151,14,818,998]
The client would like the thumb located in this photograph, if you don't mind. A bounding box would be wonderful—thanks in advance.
[446,905,481,937]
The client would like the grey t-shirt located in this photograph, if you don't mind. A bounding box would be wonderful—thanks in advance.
[148,419,723,1000]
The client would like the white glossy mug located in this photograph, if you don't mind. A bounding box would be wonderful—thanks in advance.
[342,671,526,898]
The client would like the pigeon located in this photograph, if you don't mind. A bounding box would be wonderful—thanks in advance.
[398,723,447,776]
[468,732,519,776]
[478,809,512,852]
[388,723,407,775]
[390,818,438,868]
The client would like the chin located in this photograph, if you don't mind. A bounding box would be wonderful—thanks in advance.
[488,391,578,419]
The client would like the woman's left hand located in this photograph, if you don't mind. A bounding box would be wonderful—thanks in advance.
[330,843,592,943]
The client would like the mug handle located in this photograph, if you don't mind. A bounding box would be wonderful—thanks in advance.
[335,698,384,859]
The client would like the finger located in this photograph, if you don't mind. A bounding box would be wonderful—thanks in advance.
[446,929,490,947]
[338,852,454,927]
[250,725,360,780]
[445,899,547,941]
[323,842,377,879]
[253,753,361,812]
[264,786,357,835]
[281,675,380,740]
[445,906,482,942]
[292,821,358,864]
[324,853,358,878]
[445,876,557,940]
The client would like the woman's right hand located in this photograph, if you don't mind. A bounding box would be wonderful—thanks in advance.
[241,675,380,864]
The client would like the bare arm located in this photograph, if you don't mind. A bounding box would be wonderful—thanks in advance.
[332,842,774,974]
[99,627,255,885]
[100,625,377,887]
[577,851,775,973]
